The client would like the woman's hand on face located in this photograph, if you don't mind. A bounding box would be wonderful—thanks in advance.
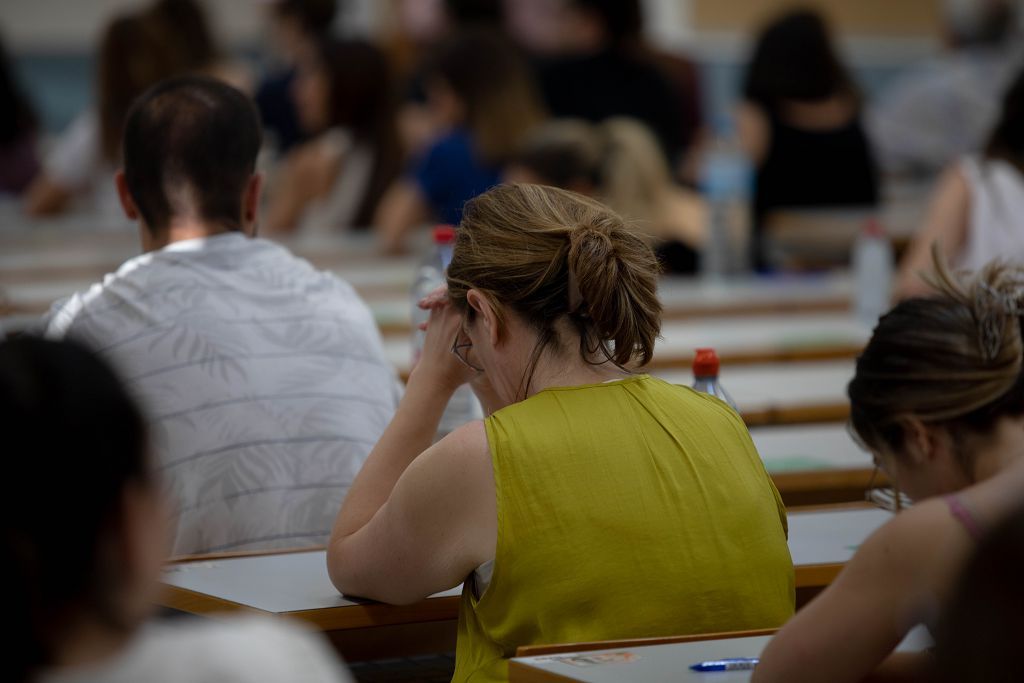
[413,285,479,392]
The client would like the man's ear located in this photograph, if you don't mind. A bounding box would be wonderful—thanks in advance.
[242,173,263,237]
[466,289,500,347]
[115,171,139,221]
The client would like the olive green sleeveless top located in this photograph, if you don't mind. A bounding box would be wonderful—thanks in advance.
[453,375,794,682]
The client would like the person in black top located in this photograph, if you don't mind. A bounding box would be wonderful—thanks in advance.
[738,9,879,271]
[534,0,690,170]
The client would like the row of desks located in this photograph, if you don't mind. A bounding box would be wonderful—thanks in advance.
[509,626,932,682]
[161,505,892,661]
[1,228,876,507]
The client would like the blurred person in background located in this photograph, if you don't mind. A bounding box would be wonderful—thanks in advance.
[897,66,1024,298]
[21,0,239,220]
[506,117,705,273]
[533,0,695,174]
[869,0,1024,178]
[256,0,337,155]
[738,8,878,271]
[149,0,253,93]
[265,38,401,232]
[4,337,352,683]
[386,0,506,160]
[23,11,181,219]
[375,29,546,253]
[0,31,40,196]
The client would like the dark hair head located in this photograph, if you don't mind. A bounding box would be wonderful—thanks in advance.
[447,183,662,397]
[97,11,185,163]
[272,0,337,36]
[743,8,857,110]
[147,0,221,71]
[512,119,605,189]
[849,257,1024,467]
[985,66,1024,173]
[1,337,149,683]
[312,38,401,226]
[425,29,546,164]
[933,501,1024,683]
[0,32,38,146]
[123,76,262,234]
[567,0,644,46]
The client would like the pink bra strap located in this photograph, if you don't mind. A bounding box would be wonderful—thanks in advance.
[944,494,985,541]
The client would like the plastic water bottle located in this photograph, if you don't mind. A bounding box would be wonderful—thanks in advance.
[853,218,893,327]
[692,348,738,411]
[700,119,753,281]
[410,225,483,436]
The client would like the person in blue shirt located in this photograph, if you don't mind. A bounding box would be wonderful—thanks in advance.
[376,29,546,253]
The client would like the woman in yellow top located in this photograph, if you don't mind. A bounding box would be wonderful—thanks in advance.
[327,184,794,682]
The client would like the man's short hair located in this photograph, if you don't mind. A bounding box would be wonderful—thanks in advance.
[123,76,262,234]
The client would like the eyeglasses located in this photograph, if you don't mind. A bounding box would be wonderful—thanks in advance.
[451,327,484,373]
[848,422,910,513]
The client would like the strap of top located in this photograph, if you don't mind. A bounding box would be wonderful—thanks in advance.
[944,494,985,542]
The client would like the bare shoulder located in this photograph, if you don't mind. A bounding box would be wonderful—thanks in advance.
[856,498,968,585]
[406,420,492,485]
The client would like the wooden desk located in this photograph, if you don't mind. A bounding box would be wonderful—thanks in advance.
[658,360,853,427]
[383,312,871,380]
[752,423,876,506]
[0,224,859,337]
[159,507,891,660]
[508,625,931,682]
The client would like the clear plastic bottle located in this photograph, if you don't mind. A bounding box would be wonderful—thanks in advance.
[700,118,754,281]
[410,225,483,437]
[691,347,738,411]
[853,218,893,327]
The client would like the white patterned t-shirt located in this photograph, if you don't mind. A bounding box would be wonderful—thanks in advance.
[43,232,401,554]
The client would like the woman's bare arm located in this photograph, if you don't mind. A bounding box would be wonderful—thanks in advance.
[894,166,970,300]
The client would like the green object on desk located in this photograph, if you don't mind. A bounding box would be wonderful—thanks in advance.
[764,456,834,472]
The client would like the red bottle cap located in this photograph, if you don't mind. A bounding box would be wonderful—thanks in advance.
[863,218,885,238]
[433,225,457,245]
[693,348,720,377]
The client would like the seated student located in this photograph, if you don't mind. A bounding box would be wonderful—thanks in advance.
[932,501,1024,683]
[256,0,337,155]
[897,67,1024,299]
[738,8,879,271]
[42,77,400,556]
[506,117,706,274]
[329,184,794,683]
[265,39,401,232]
[375,30,546,253]
[148,0,253,93]
[753,256,1024,683]
[532,0,690,171]
[24,11,181,219]
[2,337,351,683]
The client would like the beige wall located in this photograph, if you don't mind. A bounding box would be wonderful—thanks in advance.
[690,0,943,35]
[0,0,382,52]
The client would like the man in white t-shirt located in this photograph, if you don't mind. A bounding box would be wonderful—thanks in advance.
[43,76,401,555]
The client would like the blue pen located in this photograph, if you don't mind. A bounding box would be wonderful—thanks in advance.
[690,657,759,672]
